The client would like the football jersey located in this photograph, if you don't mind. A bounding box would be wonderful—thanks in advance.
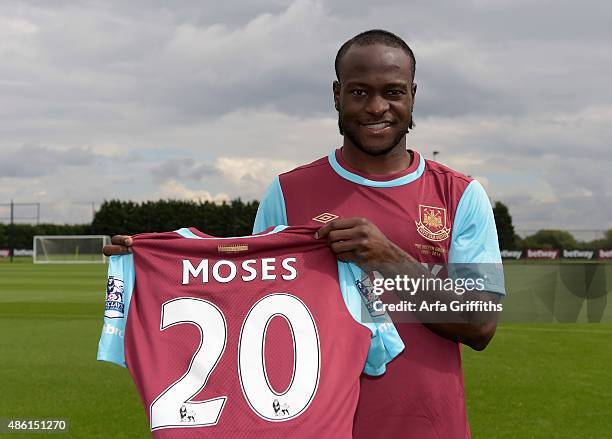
[254,149,506,439]
[97,225,404,438]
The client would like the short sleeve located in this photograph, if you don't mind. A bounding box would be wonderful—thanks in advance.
[449,180,506,295]
[337,262,405,376]
[96,254,135,367]
[253,176,287,233]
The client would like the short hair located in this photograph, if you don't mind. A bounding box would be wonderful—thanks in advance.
[334,29,416,81]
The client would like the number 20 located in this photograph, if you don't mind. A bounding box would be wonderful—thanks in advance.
[150,294,320,431]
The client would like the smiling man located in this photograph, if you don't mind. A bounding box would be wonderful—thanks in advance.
[104,29,505,439]
[334,34,416,162]
[253,30,506,438]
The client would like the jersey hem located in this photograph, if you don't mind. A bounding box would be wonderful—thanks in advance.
[97,352,127,368]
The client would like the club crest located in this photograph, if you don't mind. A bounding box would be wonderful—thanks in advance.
[415,205,451,242]
[105,276,125,319]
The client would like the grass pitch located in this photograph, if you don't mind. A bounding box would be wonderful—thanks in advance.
[0,261,148,438]
[1,261,611,438]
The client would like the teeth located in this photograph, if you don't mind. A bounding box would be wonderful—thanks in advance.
[365,122,388,130]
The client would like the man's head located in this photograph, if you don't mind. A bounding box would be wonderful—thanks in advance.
[333,30,417,157]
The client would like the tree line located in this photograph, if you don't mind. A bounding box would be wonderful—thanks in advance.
[1,199,610,250]
[493,201,612,250]
[0,199,259,249]
[0,223,91,250]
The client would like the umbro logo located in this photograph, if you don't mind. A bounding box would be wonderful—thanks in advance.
[312,212,339,223]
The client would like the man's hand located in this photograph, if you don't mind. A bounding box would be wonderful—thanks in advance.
[316,216,499,350]
[315,217,411,273]
[102,235,133,256]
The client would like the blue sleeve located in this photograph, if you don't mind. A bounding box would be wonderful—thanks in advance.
[253,176,287,233]
[96,254,135,367]
[337,262,405,376]
[449,180,506,295]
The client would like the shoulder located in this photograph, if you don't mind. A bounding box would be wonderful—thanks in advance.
[423,159,472,187]
[420,158,476,210]
[279,155,329,182]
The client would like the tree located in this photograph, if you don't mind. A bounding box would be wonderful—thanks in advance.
[492,201,516,249]
[90,199,259,237]
[521,229,578,250]
[586,229,612,249]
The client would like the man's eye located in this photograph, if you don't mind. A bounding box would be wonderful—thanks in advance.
[387,89,405,96]
[350,90,366,96]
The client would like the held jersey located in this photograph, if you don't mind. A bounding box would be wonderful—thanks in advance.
[254,149,506,439]
[97,225,404,439]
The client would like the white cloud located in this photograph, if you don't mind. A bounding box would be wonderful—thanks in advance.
[0,0,610,230]
[216,157,297,186]
[157,180,229,202]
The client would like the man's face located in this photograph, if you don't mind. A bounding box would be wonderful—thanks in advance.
[333,44,416,156]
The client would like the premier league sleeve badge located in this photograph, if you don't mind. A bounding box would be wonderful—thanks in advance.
[355,272,386,318]
[104,276,125,319]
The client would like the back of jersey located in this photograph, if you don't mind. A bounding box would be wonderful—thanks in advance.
[98,225,401,439]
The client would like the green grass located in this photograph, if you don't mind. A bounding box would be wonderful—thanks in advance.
[1,263,611,438]
[464,324,612,438]
[0,263,148,438]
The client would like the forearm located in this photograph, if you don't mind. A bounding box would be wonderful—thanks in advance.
[423,320,497,351]
[373,242,500,350]
[315,216,501,349]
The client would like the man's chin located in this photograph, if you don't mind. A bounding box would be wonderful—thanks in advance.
[344,129,406,157]
[355,142,399,157]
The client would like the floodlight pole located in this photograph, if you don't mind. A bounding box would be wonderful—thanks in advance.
[9,200,14,263]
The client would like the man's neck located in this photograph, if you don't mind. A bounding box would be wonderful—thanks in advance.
[341,143,413,175]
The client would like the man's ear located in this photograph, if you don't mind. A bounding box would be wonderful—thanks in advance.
[409,82,417,114]
[333,80,341,111]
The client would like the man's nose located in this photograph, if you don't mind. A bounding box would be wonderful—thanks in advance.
[365,94,389,115]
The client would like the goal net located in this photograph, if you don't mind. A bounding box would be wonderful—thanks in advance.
[33,235,111,264]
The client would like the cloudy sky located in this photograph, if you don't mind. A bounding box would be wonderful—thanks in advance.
[1,0,611,232]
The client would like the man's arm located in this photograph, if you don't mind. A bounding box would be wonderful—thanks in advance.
[253,176,287,233]
[316,181,505,351]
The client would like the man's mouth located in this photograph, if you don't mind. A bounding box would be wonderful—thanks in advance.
[362,121,392,133]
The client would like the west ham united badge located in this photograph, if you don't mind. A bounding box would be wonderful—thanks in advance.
[415,205,451,242]
[104,276,125,319]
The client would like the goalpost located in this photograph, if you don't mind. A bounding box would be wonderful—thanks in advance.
[33,235,111,264]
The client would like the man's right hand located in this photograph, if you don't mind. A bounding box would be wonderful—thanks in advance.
[102,235,133,256]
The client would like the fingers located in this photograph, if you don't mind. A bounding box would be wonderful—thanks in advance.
[316,218,371,263]
[327,228,359,243]
[330,239,360,255]
[103,235,133,256]
[103,245,132,257]
[316,217,368,239]
[111,235,133,246]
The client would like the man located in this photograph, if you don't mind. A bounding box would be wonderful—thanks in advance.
[252,30,505,438]
[105,29,505,438]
